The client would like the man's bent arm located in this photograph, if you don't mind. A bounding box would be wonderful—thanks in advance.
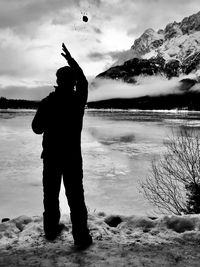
[32,101,46,134]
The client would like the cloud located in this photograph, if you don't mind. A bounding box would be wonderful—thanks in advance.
[87,52,108,61]
[0,0,81,29]
[108,50,137,65]
[0,85,53,100]
[51,14,75,26]
[86,0,200,41]
[93,26,102,34]
[88,75,184,102]
[123,0,200,37]
[127,28,139,37]
[0,0,199,38]
[0,29,58,84]
[87,49,137,67]
[0,0,199,95]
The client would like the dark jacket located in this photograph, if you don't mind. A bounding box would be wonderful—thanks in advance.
[32,58,88,162]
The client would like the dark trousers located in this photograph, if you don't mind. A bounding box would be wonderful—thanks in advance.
[42,157,89,241]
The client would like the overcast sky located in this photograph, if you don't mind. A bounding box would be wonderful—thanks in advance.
[0,0,199,99]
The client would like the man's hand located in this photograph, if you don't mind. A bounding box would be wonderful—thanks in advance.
[61,43,72,61]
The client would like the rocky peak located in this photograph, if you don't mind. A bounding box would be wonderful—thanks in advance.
[132,11,200,58]
[131,28,164,56]
[163,11,200,40]
[164,21,182,40]
[180,11,200,34]
[157,29,164,35]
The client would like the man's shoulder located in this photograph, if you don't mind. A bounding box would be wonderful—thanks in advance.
[41,91,55,103]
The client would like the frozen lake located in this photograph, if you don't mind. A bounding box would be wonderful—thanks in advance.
[1,109,200,219]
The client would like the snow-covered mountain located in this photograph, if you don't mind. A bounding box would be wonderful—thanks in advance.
[96,11,200,82]
[113,11,200,68]
[89,11,200,109]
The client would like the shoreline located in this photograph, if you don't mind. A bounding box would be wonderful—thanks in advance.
[1,108,200,113]
[1,212,200,266]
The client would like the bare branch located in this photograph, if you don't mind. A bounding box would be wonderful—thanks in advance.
[140,129,200,215]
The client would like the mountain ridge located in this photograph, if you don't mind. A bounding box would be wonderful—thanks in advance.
[113,10,200,67]
[88,11,200,109]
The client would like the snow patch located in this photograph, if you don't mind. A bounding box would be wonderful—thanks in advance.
[1,213,200,266]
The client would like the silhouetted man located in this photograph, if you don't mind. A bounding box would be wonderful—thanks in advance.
[32,43,92,248]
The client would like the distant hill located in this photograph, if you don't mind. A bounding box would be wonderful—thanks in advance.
[0,97,39,109]
[87,92,200,110]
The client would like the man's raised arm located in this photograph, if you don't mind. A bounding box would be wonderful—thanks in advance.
[61,43,88,106]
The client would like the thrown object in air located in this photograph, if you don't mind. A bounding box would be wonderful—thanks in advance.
[83,15,88,22]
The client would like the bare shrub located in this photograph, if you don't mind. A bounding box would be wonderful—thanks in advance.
[140,129,200,215]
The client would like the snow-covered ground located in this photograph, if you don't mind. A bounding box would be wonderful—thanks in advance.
[1,213,200,266]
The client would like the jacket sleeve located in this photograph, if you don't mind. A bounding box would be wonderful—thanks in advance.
[68,57,88,107]
[32,99,47,134]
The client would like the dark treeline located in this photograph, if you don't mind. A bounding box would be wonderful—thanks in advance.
[1,92,200,110]
[87,92,200,110]
[0,97,40,109]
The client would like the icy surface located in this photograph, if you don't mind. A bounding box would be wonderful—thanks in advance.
[1,110,200,219]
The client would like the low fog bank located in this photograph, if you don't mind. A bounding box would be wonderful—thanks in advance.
[88,74,199,103]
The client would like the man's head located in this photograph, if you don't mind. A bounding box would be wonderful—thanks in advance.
[56,66,76,89]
